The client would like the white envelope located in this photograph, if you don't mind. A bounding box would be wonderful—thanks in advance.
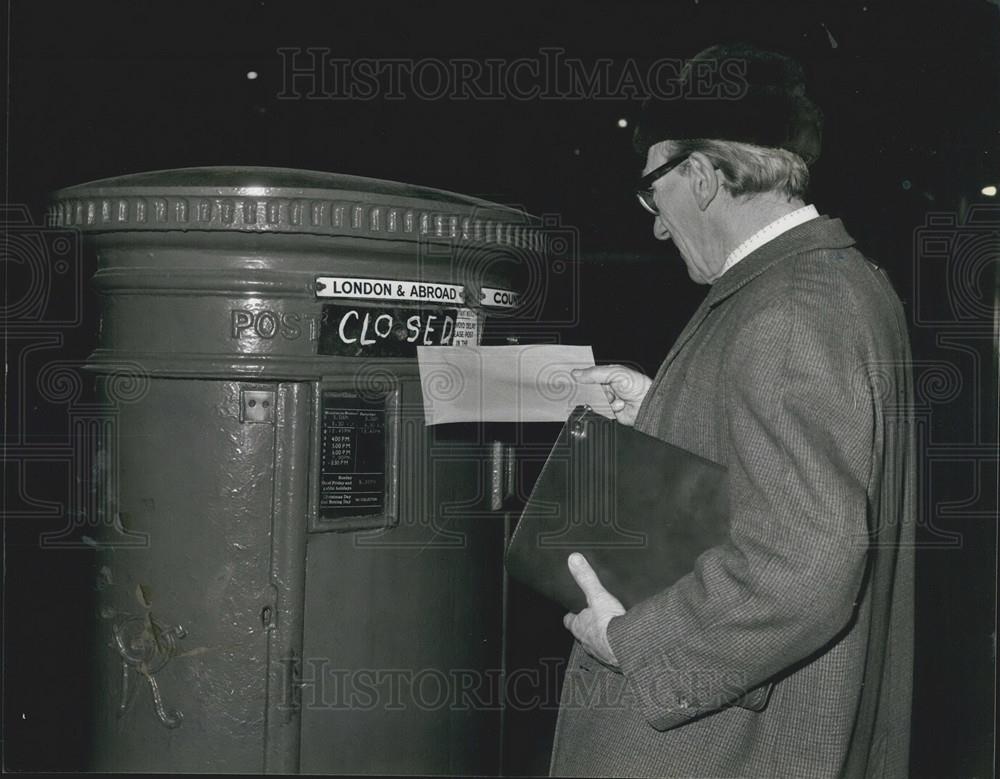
[416,344,615,425]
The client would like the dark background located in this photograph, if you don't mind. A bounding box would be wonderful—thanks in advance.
[3,0,997,775]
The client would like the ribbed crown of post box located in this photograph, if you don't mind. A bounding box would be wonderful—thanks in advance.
[49,166,544,251]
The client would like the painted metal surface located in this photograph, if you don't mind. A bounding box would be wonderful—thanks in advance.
[299,380,505,774]
[55,167,532,774]
[91,378,274,772]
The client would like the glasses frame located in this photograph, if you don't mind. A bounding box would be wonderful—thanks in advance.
[635,154,691,215]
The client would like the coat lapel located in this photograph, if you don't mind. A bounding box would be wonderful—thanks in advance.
[659,217,856,371]
[638,216,859,430]
[705,216,856,309]
[654,296,712,377]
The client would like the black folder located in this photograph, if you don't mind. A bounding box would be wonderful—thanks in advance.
[505,405,730,613]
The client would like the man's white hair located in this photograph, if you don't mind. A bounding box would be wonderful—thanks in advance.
[670,138,810,201]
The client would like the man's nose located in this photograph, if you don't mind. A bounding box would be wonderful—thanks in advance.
[653,218,671,241]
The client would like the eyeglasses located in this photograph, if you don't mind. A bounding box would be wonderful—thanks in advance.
[635,154,690,215]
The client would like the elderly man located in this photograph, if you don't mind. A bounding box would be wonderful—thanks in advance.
[557,44,915,777]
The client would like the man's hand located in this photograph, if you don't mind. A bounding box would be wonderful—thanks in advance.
[562,553,627,668]
[572,365,652,427]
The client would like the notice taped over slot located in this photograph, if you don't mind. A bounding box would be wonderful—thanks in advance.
[318,303,480,357]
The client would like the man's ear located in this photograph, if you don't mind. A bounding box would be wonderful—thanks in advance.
[685,152,720,211]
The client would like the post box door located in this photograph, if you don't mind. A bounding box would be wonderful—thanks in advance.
[299,377,504,775]
[91,378,283,773]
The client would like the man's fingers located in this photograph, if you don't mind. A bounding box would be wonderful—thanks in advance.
[563,612,575,631]
[567,553,606,604]
[572,365,627,385]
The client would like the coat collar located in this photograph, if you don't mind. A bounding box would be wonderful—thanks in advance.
[650,216,856,379]
[705,215,857,308]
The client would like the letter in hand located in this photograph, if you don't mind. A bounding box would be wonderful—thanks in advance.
[562,553,626,668]
[572,365,652,427]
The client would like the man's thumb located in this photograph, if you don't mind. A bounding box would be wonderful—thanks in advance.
[568,553,604,603]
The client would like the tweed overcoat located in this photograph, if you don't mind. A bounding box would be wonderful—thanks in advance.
[549,216,915,778]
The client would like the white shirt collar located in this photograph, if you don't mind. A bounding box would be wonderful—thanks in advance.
[719,204,820,277]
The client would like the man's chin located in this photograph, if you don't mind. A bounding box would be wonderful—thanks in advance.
[685,265,711,286]
[683,259,724,286]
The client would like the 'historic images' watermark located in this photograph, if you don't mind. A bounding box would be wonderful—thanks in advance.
[277,47,750,102]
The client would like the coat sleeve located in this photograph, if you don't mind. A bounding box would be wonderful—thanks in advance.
[605,261,874,731]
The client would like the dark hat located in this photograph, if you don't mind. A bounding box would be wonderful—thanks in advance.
[633,43,823,165]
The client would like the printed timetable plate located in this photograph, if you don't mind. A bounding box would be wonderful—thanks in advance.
[319,393,387,519]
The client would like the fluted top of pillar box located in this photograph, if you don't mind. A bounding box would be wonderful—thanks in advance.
[50,166,542,251]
